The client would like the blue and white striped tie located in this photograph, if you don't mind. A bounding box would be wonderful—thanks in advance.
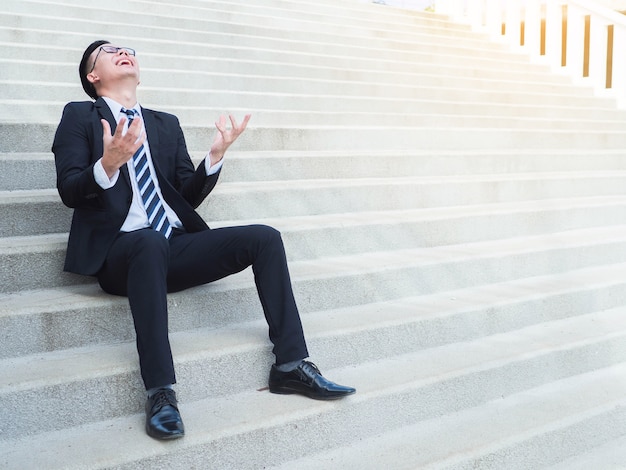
[123,108,172,239]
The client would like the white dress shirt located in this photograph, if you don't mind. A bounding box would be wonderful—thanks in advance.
[93,97,222,233]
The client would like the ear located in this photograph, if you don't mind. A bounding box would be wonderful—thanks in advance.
[86,72,100,86]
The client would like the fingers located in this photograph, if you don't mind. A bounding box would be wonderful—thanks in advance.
[102,117,143,143]
[232,115,251,138]
[115,117,145,149]
[215,115,227,134]
[209,114,250,162]
[101,117,145,168]
[228,114,251,133]
[241,113,252,128]
[216,114,251,138]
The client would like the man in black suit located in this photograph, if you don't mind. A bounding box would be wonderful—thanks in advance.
[52,40,355,440]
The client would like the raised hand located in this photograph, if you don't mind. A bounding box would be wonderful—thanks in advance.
[209,114,251,166]
[100,117,145,178]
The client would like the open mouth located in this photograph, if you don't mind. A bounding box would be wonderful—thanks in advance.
[118,59,133,66]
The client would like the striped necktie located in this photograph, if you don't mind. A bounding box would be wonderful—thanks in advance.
[122,108,172,239]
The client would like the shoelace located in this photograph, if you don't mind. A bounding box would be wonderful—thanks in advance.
[298,361,322,382]
[151,389,177,412]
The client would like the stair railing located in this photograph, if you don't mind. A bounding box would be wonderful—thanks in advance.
[435,0,626,108]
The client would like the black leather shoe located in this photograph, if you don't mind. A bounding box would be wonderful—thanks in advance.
[145,388,185,440]
[269,360,356,400]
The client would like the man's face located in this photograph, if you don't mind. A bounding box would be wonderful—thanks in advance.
[86,44,140,88]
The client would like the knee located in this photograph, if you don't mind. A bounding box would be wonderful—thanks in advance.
[254,224,282,245]
[245,225,284,256]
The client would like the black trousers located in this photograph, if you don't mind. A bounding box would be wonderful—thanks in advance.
[97,224,309,389]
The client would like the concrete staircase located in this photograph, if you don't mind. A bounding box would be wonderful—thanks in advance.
[2,0,626,468]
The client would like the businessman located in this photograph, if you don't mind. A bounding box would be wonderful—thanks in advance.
[52,40,355,440]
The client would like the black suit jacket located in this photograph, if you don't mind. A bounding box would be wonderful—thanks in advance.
[52,98,217,276]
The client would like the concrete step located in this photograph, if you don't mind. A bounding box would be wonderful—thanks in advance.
[4,193,626,296]
[92,170,626,217]
[545,434,626,470]
[2,0,458,29]
[7,103,624,133]
[0,189,69,237]
[1,78,612,112]
[0,33,520,82]
[211,149,626,181]
[0,46,581,92]
[6,122,626,154]
[4,214,626,299]
[0,13,509,59]
[4,243,626,360]
[0,39,530,82]
[3,0,626,468]
[124,0,452,30]
[0,1,477,41]
[14,98,612,144]
[268,361,626,470]
[0,152,55,190]
[5,169,626,236]
[3,306,626,468]
[8,97,625,128]
[0,53,593,96]
[0,23,516,65]
[0,15,496,60]
[5,149,626,191]
[0,9,568,77]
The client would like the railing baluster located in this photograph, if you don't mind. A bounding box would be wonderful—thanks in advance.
[435,0,626,108]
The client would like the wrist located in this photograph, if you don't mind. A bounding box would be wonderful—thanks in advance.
[102,163,117,179]
[101,156,119,179]
[209,151,223,166]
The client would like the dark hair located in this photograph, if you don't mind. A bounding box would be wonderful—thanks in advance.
[79,40,109,100]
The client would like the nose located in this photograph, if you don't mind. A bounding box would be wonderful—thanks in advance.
[118,49,129,56]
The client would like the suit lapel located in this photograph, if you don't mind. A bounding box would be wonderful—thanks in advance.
[142,107,173,196]
[142,107,160,168]
[94,98,113,170]
[94,97,116,132]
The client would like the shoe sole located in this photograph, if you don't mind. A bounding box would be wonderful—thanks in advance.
[146,427,185,440]
[268,386,355,400]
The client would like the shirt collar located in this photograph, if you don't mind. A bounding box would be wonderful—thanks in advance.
[102,96,141,122]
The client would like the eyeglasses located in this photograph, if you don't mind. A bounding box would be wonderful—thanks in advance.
[89,46,136,73]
